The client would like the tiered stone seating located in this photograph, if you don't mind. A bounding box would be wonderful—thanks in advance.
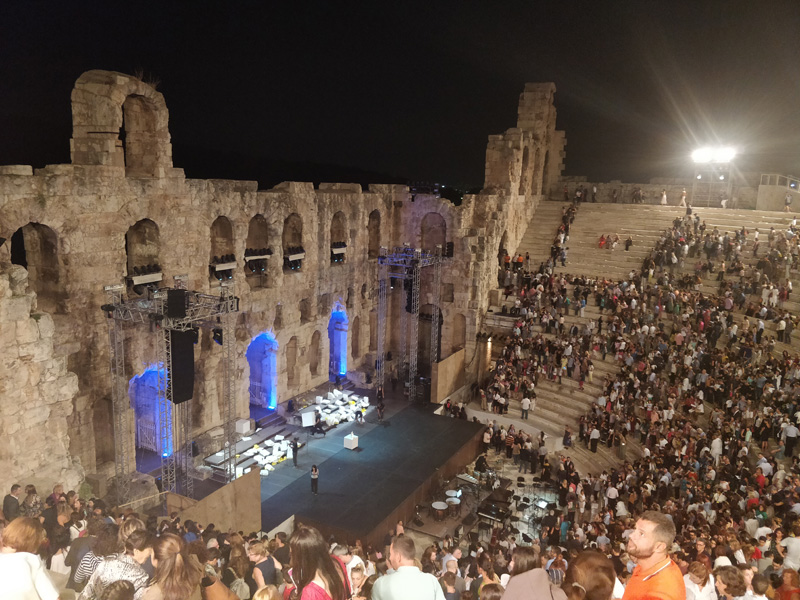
[514,202,572,267]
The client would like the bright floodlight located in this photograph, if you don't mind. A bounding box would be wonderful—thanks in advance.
[692,146,737,163]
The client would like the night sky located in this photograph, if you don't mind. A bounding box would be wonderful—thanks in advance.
[2,1,799,189]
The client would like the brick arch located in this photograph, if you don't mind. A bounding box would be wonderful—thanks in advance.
[71,70,172,176]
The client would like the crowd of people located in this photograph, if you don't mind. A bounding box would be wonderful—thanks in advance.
[7,202,800,600]
[473,200,800,599]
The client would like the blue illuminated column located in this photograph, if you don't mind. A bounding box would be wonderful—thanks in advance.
[129,365,172,458]
[246,332,279,410]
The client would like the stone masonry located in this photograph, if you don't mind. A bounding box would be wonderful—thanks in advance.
[0,71,563,494]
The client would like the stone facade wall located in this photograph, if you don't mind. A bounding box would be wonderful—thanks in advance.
[0,71,561,492]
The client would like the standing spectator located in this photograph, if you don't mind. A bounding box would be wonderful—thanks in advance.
[3,483,21,522]
[311,465,319,496]
[288,525,348,600]
[622,511,684,600]
[20,485,43,519]
[373,535,444,600]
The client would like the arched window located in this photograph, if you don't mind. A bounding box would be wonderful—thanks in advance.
[245,214,270,289]
[10,222,65,314]
[328,304,348,381]
[282,213,304,272]
[420,213,446,253]
[210,216,235,283]
[125,219,161,277]
[498,231,509,267]
[367,210,381,259]
[330,211,347,265]
[122,95,161,177]
[541,150,551,197]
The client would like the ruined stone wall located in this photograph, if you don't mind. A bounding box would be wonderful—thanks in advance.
[0,71,560,491]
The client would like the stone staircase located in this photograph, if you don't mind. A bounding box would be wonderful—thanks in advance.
[478,202,800,473]
[515,202,571,267]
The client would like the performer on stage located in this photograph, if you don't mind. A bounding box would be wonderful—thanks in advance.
[311,412,326,436]
[311,465,319,495]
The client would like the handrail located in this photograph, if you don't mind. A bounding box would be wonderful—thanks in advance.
[116,491,168,510]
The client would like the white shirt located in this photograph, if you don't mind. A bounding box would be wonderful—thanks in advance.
[373,565,446,600]
[0,552,59,600]
[782,536,800,570]
[684,573,718,600]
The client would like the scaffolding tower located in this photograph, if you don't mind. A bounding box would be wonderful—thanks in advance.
[376,245,447,402]
[103,278,239,503]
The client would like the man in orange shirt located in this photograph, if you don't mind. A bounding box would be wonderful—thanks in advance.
[622,511,686,600]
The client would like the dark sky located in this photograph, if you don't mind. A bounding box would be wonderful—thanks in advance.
[1,1,799,188]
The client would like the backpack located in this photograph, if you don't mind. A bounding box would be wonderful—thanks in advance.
[227,568,250,599]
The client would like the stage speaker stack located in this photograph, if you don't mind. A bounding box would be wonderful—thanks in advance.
[170,329,195,403]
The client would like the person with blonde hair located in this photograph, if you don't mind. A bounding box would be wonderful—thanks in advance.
[249,539,281,590]
[252,585,281,600]
[143,533,204,600]
[0,516,59,600]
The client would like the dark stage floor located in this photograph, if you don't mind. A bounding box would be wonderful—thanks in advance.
[260,405,483,536]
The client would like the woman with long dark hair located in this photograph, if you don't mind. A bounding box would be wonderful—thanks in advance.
[288,525,347,600]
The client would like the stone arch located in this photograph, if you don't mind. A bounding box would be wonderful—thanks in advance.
[330,211,347,246]
[245,215,269,288]
[518,146,531,196]
[352,316,361,361]
[420,212,447,252]
[309,330,321,376]
[367,210,381,259]
[282,213,304,271]
[452,313,467,354]
[210,216,235,261]
[125,218,160,276]
[286,336,298,389]
[10,222,66,314]
[129,366,171,467]
[246,333,279,419]
[70,70,172,176]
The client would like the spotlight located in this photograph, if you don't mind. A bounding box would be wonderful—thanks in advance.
[212,328,223,345]
[691,146,737,163]
[719,175,725,181]
[696,174,702,180]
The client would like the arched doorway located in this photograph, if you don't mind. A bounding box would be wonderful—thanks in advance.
[328,303,349,381]
[351,316,360,361]
[246,333,279,421]
[129,365,172,474]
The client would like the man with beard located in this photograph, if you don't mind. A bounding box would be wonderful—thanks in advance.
[622,511,686,600]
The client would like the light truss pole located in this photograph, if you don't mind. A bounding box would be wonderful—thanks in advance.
[103,279,239,502]
[376,249,388,389]
[377,245,449,403]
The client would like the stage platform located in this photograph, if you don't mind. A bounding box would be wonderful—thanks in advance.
[260,404,483,547]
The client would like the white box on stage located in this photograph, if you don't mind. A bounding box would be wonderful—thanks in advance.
[301,411,317,427]
[344,433,358,450]
[235,418,253,434]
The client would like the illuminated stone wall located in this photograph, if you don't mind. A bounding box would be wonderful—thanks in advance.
[0,71,561,491]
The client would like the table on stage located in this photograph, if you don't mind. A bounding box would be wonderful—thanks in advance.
[344,433,359,450]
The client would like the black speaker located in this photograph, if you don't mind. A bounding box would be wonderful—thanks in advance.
[167,289,188,318]
[445,241,454,257]
[170,330,195,403]
[191,441,199,457]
